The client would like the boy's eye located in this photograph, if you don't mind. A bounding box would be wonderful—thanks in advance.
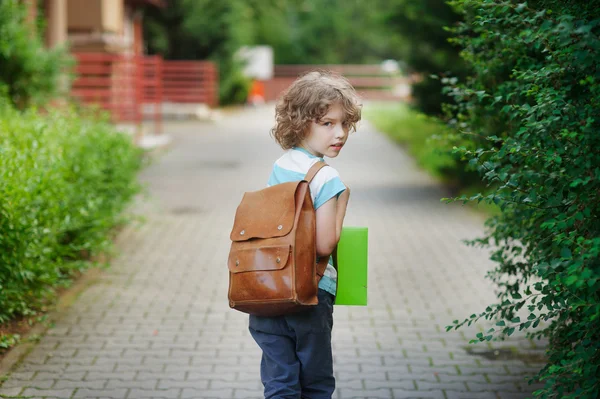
[323,122,332,126]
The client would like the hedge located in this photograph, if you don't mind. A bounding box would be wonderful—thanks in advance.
[443,1,599,398]
[0,100,144,330]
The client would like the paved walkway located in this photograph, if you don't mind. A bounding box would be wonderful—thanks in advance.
[0,105,546,399]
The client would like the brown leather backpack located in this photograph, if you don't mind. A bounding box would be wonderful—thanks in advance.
[227,161,330,316]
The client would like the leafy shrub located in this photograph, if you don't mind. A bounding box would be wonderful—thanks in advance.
[0,101,144,324]
[0,0,72,108]
[444,1,599,398]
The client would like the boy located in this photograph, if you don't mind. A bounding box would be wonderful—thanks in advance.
[249,70,362,399]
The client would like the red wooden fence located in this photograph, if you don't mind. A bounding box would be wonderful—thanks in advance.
[263,64,416,102]
[140,55,163,134]
[71,53,218,135]
[72,53,142,124]
[162,60,218,107]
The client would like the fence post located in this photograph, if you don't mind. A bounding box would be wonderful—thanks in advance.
[156,56,163,135]
[212,62,219,108]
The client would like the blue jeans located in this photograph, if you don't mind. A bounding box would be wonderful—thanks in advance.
[249,289,335,399]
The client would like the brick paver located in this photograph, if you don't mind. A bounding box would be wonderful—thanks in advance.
[0,105,547,398]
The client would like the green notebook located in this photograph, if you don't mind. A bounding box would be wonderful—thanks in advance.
[334,226,368,306]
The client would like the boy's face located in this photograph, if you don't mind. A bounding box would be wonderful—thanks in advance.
[300,102,349,159]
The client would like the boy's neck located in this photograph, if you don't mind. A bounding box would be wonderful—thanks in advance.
[296,144,323,159]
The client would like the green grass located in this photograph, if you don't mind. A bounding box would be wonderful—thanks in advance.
[363,101,500,217]
[363,102,456,181]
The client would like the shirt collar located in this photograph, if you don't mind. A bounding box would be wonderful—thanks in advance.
[292,146,325,161]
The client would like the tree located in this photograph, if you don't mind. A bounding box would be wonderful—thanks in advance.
[382,0,467,116]
[0,0,71,108]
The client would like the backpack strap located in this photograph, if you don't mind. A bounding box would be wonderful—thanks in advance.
[306,160,332,282]
[304,161,328,183]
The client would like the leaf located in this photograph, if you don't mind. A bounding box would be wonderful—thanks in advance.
[560,247,572,259]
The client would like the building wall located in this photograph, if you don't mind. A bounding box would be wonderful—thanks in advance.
[122,5,134,54]
[67,0,122,34]
[101,0,124,34]
[67,0,131,53]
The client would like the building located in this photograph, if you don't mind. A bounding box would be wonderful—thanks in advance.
[25,0,165,53]
[21,0,217,139]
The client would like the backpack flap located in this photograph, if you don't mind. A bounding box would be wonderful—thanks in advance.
[230,181,300,242]
[228,245,291,273]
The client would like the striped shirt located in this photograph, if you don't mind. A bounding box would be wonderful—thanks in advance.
[267,147,346,296]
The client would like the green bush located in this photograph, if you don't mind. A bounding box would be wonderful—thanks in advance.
[0,101,144,325]
[0,0,72,108]
[443,1,599,398]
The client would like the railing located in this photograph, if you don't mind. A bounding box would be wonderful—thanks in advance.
[71,53,218,135]
[140,55,163,134]
[162,61,218,107]
[274,64,386,76]
[262,64,415,102]
[72,53,142,124]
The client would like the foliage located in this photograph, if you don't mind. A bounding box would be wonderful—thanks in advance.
[378,0,469,116]
[0,101,144,324]
[246,0,391,65]
[0,333,20,352]
[0,0,72,108]
[443,1,600,398]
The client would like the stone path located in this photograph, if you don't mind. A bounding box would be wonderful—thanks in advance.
[0,105,547,399]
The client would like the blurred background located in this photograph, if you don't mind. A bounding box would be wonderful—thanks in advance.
[7,0,465,116]
[1,1,598,398]
[8,0,472,187]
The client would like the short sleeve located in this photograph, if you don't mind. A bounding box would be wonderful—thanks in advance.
[309,165,347,210]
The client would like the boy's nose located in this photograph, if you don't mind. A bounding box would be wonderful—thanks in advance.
[335,125,346,138]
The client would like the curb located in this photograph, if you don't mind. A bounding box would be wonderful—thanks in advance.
[0,268,105,379]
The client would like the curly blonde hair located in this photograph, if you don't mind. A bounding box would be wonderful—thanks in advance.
[270,70,362,150]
